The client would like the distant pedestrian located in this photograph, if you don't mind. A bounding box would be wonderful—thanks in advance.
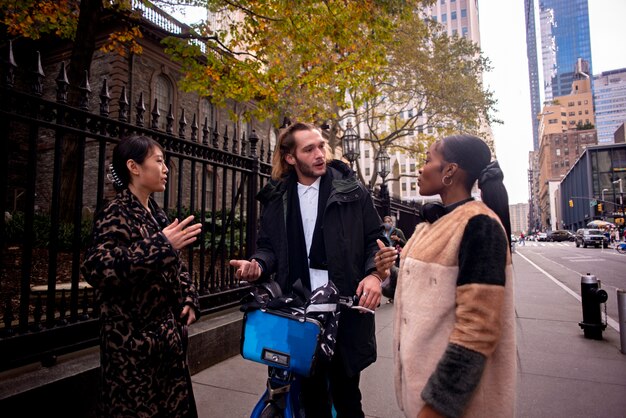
[519,232,525,246]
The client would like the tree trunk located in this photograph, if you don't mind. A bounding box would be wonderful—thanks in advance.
[59,0,103,221]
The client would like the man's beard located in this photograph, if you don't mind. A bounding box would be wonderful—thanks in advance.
[295,157,326,179]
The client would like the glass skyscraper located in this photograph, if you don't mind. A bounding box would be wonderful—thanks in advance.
[538,0,593,101]
[525,0,541,151]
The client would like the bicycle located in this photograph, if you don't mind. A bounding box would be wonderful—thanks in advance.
[240,280,372,418]
[616,242,626,254]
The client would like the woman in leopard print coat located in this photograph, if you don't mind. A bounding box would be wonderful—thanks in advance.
[82,135,202,417]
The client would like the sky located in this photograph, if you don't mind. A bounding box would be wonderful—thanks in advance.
[170,1,626,205]
[480,0,626,204]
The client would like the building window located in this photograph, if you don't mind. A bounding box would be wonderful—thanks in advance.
[568,101,574,106]
[440,0,445,4]
[402,182,407,192]
[565,160,569,166]
[462,27,468,37]
[461,8,466,17]
[411,182,417,191]
[365,167,371,176]
[200,98,214,130]
[578,111,582,115]
[364,149,370,158]
[568,111,575,116]
[410,163,416,172]
[585,110,589,114]
[452,29,458,36]
[155,75,173,130]
[556,149,561,156]
[451,11,457,19]
[554,162,559,169]
[400,164,406,174]
[441,13,447,23]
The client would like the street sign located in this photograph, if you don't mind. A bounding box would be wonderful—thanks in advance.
[590,199,597,207]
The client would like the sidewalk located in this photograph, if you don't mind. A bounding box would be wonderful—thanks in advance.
[191,253,626,417]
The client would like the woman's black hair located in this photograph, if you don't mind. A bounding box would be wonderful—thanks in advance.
[110,135,163,192]
[437,134,512,247]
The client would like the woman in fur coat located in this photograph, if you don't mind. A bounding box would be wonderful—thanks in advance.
[82,135,202,417]
[376,135,516,418]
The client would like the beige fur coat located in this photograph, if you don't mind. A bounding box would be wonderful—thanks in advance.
[393,201,516,418]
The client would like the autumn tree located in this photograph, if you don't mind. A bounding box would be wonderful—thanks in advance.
[163,2,497,182]
[347,18,498,185]
[1,0,496,211]
[163,0,431,121]
[1,0,432,217]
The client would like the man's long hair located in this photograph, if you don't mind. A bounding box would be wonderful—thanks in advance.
[271,122,331,180]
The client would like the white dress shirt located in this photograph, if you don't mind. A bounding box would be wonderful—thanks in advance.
[297,177,329,290]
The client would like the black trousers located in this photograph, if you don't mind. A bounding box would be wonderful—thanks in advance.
[299,351,364,418]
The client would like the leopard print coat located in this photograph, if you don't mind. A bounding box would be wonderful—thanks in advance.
[82,188,199,417]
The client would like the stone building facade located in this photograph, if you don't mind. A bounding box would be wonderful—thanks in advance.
[536,75,597,229]
[7,5,276,217]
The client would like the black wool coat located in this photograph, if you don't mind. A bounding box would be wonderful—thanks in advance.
[251,160,385,377]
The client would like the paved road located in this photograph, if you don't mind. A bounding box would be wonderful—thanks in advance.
[192,249,626,418]
[516,241,626,321]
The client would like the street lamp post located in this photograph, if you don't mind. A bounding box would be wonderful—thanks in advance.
[601,188,609,219]
[613,178,623,207]
[340,121,360,171]
[613,178,624,227]
[376,147,391,216]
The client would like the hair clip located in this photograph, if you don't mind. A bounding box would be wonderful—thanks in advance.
[107,163,124,188]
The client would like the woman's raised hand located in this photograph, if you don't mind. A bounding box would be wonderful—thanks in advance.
[163,215,202,250]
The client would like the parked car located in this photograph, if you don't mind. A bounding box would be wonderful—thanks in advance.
[536,232,548,241]
[547,230,572,242]
[575,228,609,248]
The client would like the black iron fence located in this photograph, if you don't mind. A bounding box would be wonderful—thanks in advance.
[0,42,275,371]
[0,43,421,373]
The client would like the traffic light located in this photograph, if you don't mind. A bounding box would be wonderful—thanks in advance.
[569,199,573,207]
[598,203,603,212]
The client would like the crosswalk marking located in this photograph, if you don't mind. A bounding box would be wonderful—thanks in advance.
[515,241,575,247]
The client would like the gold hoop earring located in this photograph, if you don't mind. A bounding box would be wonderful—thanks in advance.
[442,176,453,186]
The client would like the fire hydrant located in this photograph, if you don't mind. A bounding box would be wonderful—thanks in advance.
[579,273,608,340]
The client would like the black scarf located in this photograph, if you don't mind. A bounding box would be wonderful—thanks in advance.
[286,171,331,290]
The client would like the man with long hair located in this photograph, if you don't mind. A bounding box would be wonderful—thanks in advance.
[230,122,385,417]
